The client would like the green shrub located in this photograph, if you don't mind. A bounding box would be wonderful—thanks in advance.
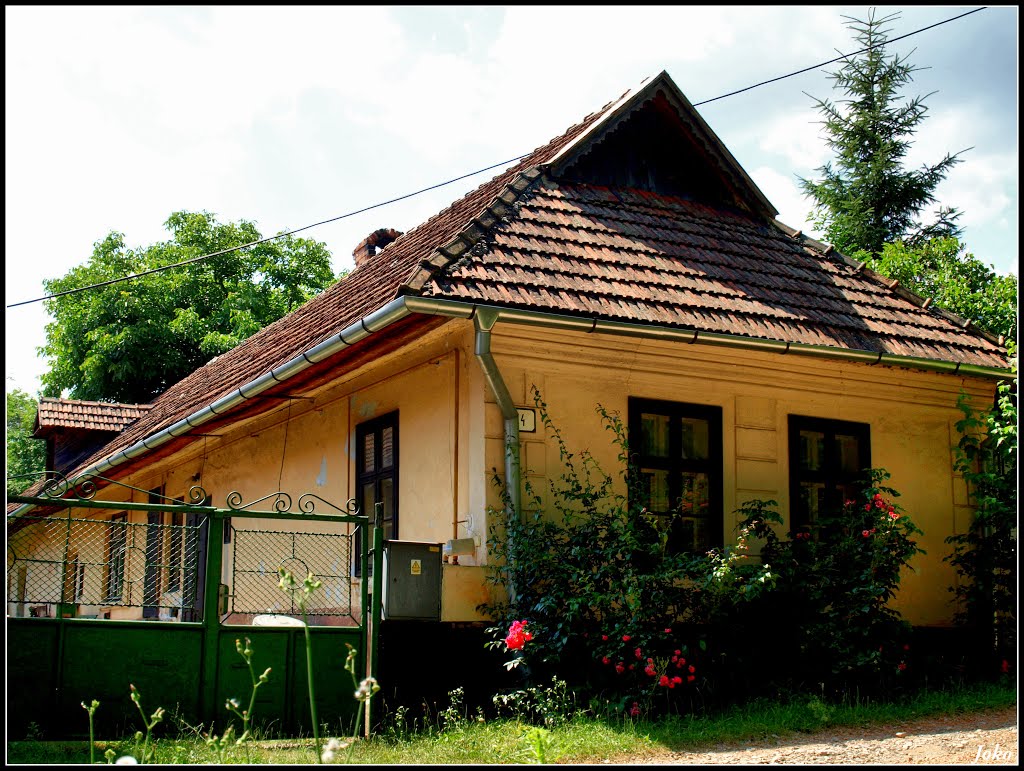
[485,388,927,712]
[945,373,1017,677]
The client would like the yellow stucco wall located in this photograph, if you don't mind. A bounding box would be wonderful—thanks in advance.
[481,324,997,628]
[19,318,996,628]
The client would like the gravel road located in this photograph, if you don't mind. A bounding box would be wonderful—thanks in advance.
[600,705,1018,765]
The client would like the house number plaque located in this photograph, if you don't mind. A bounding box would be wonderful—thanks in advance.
[517,408,536,433]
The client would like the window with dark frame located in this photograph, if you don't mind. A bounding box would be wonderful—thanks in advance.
[354,411,399,575]
[105,513,127,602]
[788,415,871,533]
[628,398,723,554]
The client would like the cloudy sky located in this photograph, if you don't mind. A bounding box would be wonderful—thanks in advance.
[5,6,1018,398]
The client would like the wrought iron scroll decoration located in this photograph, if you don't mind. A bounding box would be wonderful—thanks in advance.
[226,490,360,516]
[7,470,210,509]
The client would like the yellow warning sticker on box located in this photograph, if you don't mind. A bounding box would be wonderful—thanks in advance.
[410,559,422,576]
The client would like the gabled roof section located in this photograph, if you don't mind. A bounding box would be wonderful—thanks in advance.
[547,71,778,219]
[23,70,1010,495]
[34,398,152,436]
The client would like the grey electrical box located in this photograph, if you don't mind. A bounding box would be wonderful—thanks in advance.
[382,540,442,621]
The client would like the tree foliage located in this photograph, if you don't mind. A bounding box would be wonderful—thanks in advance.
[40,211,338,403]
[800,10,965,258]
[6,388,46,496]
[870,237,1017,341]
[945,372,1018,675]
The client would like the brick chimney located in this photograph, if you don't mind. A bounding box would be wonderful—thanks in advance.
[352,228,403,268]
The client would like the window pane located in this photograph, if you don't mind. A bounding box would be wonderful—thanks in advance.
[381,427,394,469]
[679,472,709,518]
[640,413,670,457]
[834,433,861,474]
[640,467,670,512]
[799,430,825,471]
[362,433,375,474]
[680,418,709,460]
[681,517,711,552]
[381,478,395,540]
[362,483,376,522]
[836,482,859,507]
[800,481,825,523]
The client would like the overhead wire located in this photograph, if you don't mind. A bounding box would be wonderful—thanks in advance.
[5,6,988,309]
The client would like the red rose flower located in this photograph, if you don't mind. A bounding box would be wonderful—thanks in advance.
[615,663,625,674]
[622,635,631,642]
[634,647,643,659]
[659,675,670,687]
[688,664,695,673]
[687,675,695,683]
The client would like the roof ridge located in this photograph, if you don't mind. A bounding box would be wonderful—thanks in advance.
[397,167,549,295]
[38,396,153,410]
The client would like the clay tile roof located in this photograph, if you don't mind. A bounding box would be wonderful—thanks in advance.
[28,71,1010,489]
[34,398,153,434]
[415,178,1008,369]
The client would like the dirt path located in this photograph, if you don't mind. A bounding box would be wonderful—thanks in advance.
[600,705,1018,765]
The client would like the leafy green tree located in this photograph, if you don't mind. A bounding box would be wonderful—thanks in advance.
[800,10,965,258]
[40,211,338,403]
[6,388,46,495]
[871,237,1017,341]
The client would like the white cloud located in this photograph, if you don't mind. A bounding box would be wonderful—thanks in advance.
[756,108,831,172]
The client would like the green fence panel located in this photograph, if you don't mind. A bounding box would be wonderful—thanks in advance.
[6,482,379,741]
[58,620,205,738]
[6,619,61,739]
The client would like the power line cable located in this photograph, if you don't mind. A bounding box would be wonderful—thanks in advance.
[6,6,987,309]
[6,154,531,309]
[693,6,986,107]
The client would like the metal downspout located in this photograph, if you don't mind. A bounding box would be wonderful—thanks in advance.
[473,309,522,522]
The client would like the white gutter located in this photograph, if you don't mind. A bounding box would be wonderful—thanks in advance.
[11,296,1009,519]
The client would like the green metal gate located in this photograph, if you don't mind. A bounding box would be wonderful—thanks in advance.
[6,473,384,741]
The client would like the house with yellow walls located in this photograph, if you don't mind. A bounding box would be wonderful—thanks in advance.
[8,71,1011,652]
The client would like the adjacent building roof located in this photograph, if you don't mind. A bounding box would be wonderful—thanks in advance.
[21,70,1012,491]
[34,398,153,435]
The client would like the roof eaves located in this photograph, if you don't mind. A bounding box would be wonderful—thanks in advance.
[775,223,1009,349]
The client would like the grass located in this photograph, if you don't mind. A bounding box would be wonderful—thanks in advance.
[7,681,1015,765]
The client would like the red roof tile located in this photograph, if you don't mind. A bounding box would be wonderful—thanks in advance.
[34,398,152,434]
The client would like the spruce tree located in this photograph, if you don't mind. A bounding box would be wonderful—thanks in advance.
[800,9,967,258]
